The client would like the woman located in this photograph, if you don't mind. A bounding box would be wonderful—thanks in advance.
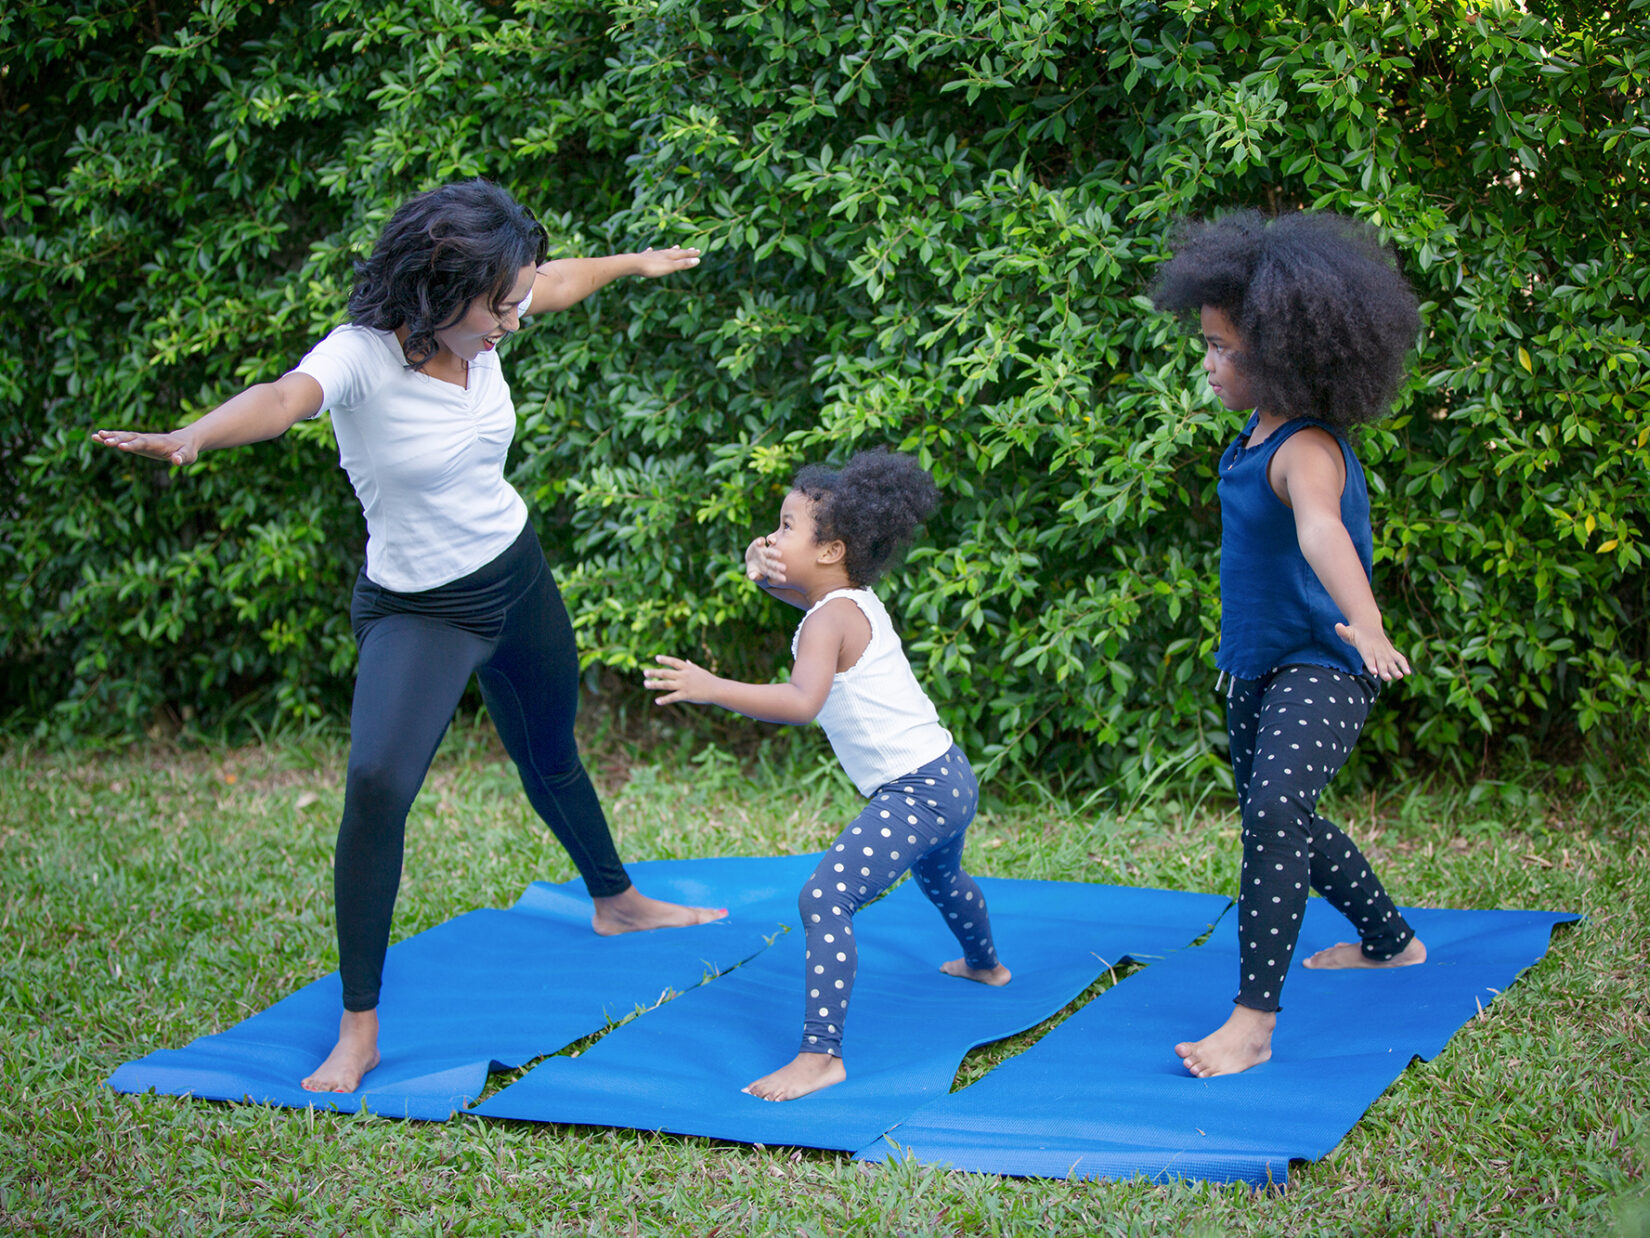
[94,179,721,1093]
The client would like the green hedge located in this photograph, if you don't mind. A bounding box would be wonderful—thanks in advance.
[4,0,1647,786]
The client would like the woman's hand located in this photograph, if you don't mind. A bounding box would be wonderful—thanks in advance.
[1336,622,1412,682]
[643,655,720,707]
[90,428,199,467]
[633,246,702,278]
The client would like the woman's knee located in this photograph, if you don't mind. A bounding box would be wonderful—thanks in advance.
[343,752,423,820]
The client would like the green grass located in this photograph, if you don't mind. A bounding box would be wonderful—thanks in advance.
[2,711,1645,1237]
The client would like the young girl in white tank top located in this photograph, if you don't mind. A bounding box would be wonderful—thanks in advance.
[645,449,1012,1102]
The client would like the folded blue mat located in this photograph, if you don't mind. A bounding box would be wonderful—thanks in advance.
[472,876,1229,1150]
[107,856,813,1118]
[857,899,1576,1184]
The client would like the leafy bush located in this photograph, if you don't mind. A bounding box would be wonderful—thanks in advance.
[4,0,1647,787]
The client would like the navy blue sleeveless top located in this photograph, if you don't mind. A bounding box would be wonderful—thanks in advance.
[1216,415,1372,679]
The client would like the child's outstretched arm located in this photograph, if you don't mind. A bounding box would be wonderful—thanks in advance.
[1275,429,1412,682]
[644,597,862,724]
[524,248,702,315]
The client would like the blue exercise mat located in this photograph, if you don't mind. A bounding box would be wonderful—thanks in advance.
[472,876,1229,1150]
[107,856,813,1118]
[857,899,1576,1185]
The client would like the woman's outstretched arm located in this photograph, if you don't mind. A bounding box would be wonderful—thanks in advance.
[525,248,702,315]
[92,371,324,466]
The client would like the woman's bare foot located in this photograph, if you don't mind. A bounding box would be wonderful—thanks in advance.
[591,886,726,936]
[939,959,1013,986]
[743,1052,846,1102]
[1174,1005,1276,1078]
[1304,936,1427,970]
[301,1009,381,1093]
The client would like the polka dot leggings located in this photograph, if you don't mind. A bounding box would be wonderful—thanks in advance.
[797,744,997,1058]
[1227,664,1415,1013]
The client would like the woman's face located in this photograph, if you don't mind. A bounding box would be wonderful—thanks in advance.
[435,265,537,363]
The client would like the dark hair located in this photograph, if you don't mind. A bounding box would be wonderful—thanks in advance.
[1149,210,1420,429]
[792,450,940,587]
[347,179,549,369]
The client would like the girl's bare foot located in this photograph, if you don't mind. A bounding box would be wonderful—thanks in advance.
[591,886,726,936]
[1174,1005,1276,1078]
[302,1009,381,1093]
[1304,936,1427,970]
[939,959,1013,986]
[743,1052,846,1102]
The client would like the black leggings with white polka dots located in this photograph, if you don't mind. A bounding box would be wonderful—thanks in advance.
[797,744,998,1057]
[1226,664,1414,1012]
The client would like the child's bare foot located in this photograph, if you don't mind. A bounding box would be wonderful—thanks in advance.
[1174,1005,1276,1078]
[743,1052,846,1102]
[591,886,726,936]
[939,959,1013,986]
[302,1009,381,1093]
[1304,936,1427,970]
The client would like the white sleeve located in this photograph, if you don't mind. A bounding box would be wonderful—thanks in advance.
[293,325,384,415]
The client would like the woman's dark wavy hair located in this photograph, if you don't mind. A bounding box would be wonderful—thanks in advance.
[1149,210,1420,430]
[792,449,940,587]
[347,179,548,369]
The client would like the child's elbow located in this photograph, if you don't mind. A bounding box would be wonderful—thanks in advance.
[788,688,828,727]
[1296,512,1348,553]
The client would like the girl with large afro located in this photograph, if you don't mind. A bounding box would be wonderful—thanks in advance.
[1151,210,1427,1077]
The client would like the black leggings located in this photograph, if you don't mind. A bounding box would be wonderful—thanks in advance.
[336,523,629,1012]
[1226,664,1414,1013]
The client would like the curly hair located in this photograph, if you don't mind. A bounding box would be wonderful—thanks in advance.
[1149,210,1420,429]
[792,450,940,587]
[347,179,549,369]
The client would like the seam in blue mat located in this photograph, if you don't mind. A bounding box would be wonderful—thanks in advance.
[901,902,1238,1127]
[468,923,799,1108]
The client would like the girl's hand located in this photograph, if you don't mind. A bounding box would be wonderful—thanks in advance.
[744,535,786,585]
[643,654,719,706]
[634,246,702,278]
[91,428,198,467]
[1336,622,1412,682]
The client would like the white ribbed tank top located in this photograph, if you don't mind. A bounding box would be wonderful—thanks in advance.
[792,588,953,796]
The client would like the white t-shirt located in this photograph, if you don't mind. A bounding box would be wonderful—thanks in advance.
[792,588,954,796]
[294,324,528,592]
